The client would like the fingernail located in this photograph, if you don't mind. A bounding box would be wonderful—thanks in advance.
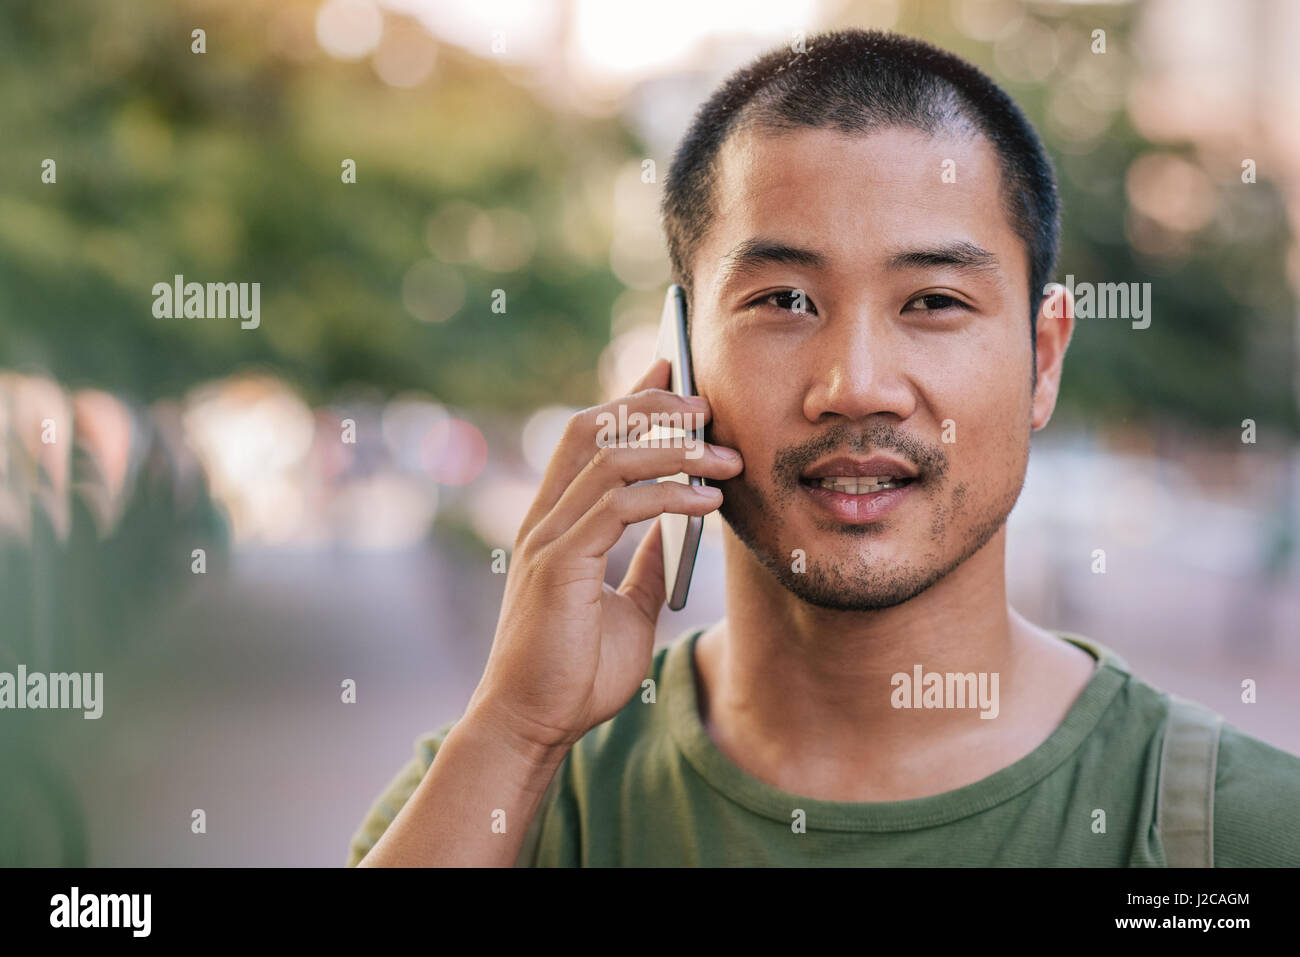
[712,444,739,460]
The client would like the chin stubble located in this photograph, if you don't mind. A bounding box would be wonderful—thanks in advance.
[716,422,1026,611]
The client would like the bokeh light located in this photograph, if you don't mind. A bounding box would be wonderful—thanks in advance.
[401,259,466,323]
[316,0,384,60]
[422,417,488,485]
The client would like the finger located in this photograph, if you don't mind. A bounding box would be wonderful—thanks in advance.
[630,356,671,394]
[531,441,741,544]
[517,389,713,543]
[558,480,721,561]
[618,518,666,623]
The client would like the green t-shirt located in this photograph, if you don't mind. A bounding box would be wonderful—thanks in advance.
[346,627,1300,866]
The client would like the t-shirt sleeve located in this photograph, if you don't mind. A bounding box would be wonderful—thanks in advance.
[1213,723,1300,866]
[345,719,458,867]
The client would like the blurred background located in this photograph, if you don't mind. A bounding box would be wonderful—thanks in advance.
[2,0,1298,865]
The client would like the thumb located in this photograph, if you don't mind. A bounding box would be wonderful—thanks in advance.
[618,518,667,623]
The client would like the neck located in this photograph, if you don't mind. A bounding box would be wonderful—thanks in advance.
[716,523,1015,725]
[693,524,1086,800]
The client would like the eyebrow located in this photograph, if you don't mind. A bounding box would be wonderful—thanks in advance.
[886,241,1000,273]
[715,238,828,290]
[714,237,1001,291]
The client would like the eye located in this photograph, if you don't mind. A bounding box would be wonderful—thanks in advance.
[903,293,969,314]
[754,289,818,315]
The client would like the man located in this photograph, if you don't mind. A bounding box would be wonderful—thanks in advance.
[348,29,1300,867]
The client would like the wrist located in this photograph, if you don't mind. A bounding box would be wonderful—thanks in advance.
[462,697,574,773]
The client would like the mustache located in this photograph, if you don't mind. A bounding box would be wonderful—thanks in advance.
[771,422,949,486]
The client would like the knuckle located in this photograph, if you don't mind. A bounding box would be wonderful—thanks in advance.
[590,442,618,470]
[632,386,670,404]
[565,407,597,438]
[514,530,542,566]
[523,536,559,581]
[597,485,625,515]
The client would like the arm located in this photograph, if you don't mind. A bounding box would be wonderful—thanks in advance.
[351,357,741,867]
[353,705,567,868]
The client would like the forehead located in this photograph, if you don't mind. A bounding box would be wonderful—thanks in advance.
[697,124,1025,293]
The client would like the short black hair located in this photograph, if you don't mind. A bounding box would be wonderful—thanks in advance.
[661,28,1060,341]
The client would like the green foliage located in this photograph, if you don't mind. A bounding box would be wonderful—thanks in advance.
[0,0,625,410]
[0,0,1294,433]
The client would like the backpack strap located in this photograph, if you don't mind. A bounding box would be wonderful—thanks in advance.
[1156,694,1224,867]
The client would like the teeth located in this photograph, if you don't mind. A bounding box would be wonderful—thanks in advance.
[815,476,907,493]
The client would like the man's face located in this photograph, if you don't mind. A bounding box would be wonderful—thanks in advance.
[691,124,1045,610]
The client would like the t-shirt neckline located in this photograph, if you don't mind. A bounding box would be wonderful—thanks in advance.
[664,626,1130,832]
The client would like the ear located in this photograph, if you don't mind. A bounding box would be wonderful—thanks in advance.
[1031,283,1074,432]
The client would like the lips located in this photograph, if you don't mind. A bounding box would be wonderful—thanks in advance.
[797,455,919,524]
[800,455,918,481]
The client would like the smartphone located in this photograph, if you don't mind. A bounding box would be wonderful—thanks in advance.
[654,284,704,611]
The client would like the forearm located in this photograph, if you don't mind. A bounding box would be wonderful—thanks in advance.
[356,707,569,867]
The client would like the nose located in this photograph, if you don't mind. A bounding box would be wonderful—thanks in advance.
[801,307,917,425]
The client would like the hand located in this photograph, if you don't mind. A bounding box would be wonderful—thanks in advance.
[465,357,743,751]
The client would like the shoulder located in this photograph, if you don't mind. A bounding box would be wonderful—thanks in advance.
[1053,630,1172,734]
[345,719,458,867]
[1058,631,1300,864]
[1212,720,1300,866]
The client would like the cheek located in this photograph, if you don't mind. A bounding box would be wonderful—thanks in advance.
[942,323,1032,410]
[695,335,784,450]
[917,344,1032,475]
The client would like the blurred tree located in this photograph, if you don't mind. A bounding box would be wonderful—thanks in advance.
[0,0,630,411]
[0,0,1294,435]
